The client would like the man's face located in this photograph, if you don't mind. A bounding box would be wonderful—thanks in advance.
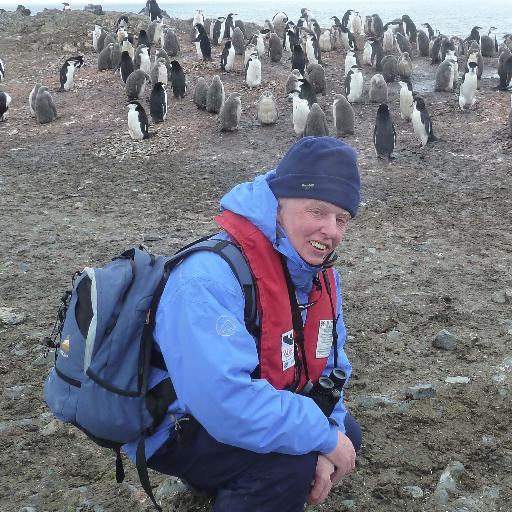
[277,198,351,266]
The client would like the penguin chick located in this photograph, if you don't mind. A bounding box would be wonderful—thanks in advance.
[125,69,149,100]
[373,103,396,160]
[397,52,413,80]
[268,33,283,62]
[459,61,478,109]
[193,76,208,110]
[435,55,457,92]
[29,83,42,116]
[306,63,326,94]
[35,88,57,124]
[344,65,364,103]
[151,58,168,86]
[170,60,186,98]
[304,103,328,137]
[206,75,225,113]
[0,91,11,121]
[290,89,310,136]
[163,28,180,57]
[231,27,245,56]
[245,53,261,88]
[256,91,278,125]
[285,69,303,97]
[220,93,241,131]
[381,55,398,83]
[369,74,388,102]
[97,43,113,71]
[127,100,149,140]
[398,80,414,121]
[332,94,354,137]
[412,96,437,146]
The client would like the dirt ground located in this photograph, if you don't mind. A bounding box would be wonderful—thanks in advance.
[1,9,511,512]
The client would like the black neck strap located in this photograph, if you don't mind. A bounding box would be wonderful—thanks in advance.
[322,269,339,368]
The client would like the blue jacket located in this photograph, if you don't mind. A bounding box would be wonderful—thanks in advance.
[123,171,352,461]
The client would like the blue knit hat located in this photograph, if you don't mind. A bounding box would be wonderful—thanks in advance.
[268,137,361,218]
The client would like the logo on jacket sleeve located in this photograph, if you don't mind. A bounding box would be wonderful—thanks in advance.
[281,329,295,370]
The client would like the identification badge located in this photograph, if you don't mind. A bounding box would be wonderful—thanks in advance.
[281,329,295,371]
[316,320,333,358]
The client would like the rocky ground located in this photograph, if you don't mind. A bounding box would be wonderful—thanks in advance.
[0,8,511,512]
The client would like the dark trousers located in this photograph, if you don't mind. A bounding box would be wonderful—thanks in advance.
[148,414,362,512]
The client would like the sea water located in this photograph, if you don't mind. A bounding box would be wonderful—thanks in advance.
[3,0,512,40]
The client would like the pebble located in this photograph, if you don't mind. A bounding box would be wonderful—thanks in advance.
[4,385,27,400]
[0,307,26,325]
[41,419,60,436]
[401,486,424,498]
[19,507,37,512]
[406,383,435,400]
[387,330,401,343]
[341,499,356,510]
[143,233,164,242]
[445,376,470,384]
[501,319,512,335]
[433,461,465,507]
[433,329,457,350]
[155,477,188,499]
[491,289,512,304]
[0,418,36,433]
[357,394,399,408]
[33,351,55,367]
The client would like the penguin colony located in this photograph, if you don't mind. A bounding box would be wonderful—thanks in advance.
[1,9,511,148]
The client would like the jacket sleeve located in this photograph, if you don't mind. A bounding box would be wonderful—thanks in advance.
[322,269,352,432]
[154,251,339,456]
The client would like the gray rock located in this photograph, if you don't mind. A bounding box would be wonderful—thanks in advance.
[155,476,188,499]
[401,485,424,498]
[501,355,512,371]
[433,461,465,507]
[83,4,103,15]
[387,330,401,343]
[445,376,470,384]
[406,383,435,400]
[0,306,26,325]
[143,233,163,242]
[501,319,512,335]
[341,499,356,510]
[491,289,512,304]
[0,418,36,433]
[433,329,457,350]
[41,419,60,436]
[358,394,399,408]
[4,385,27,400]
[34,351,55,367]
[19,507,38,512]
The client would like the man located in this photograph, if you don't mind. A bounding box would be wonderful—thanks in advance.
[123,136,362,511]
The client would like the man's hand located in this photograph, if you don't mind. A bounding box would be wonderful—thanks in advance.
[324,431,356,484]
[308,455,335,505]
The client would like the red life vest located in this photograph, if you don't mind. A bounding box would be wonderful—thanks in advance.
[215,210,338,391]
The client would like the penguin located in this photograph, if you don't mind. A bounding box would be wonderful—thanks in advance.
[103,33,117,48]
[373,104,396,160]
[138,29,151,49]
[402,15,417,43]
[284,28,299,53]
[398,80,414,121]
[194,23,212,60]
[127,100,149,140]
[362,40,373,66]
[151,58,168,86]
[149,82,167,123]
[339,26,357,51]
[206,75,225,114]
[430,35,445,64]
[257,91,278,125]
[344,65,364,103]
[285,69,302,97]
[465,26,482,46]
[117,27,128,44]
[245,53,261,89]
[306,63,325,94]
[422,22,435,41]
[97,43,113,71]
[332,94,354,137]
[244,44,257,66]
[341,9,352,29]
[35,87,57,124]
[370,38,384,70]
[29,83,42,116]
[441,38,455,61]
[397,52,413,80]
[212,17,225,46]
[92,24,102,52]
[169,60,186,98]
[192,9,204,27]
[223,13,236,40]
[297,77,317,107]
[147,19,163,47]
[395,32,412,55]
[370,14,384,39]
[268,33,283,62]
[497,49,512,90]
[163,28,180,57]
[193,77,208,110]
[369,74,388,102]
[435,54,457,92]
[252,30,268,58]
[121,38,135,61]
[381,55,399,83]
[111,43,122,73]
[291,44,305,75]
[126,69,149,100]
[508,95,512,136]
[0,91,11,121]
[319,30,332,52]
[148,0,163,22]
[466,43,483,82]
[304,103,329,137]
[350,11,362,34]
[231,27,245,56]
[117,15,129,29]
[120,51,134,82]
[96,29,107,53]
[137,46,151,75]
[220,93,241,131]
[459,61,478,109]
[289,89,310,136]
[220,40,235,72]
[344,49,357,76]
[412,96,437,146]
[417,29,430,57]
[305,33,321,65]
[310,19,321,43]
[59,58,77,91]
[234,19,246,38]
[383,26,395,52]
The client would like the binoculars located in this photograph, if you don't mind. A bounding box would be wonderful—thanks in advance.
[302,369,347,417]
